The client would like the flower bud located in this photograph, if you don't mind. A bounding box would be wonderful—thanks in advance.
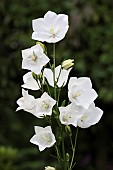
[62,59,74,70]
[36,41,47,54]
[32,72,38,80]
[66,153,70,162]
[65,125,72,136]
[45,166,56,170]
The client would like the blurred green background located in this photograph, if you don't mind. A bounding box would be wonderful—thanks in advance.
[0,0,113,169]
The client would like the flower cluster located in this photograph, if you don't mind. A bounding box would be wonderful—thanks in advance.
[16,11,103,170]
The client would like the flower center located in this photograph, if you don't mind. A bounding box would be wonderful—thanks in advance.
[31,55,37,62]
[62,113,71,122]
[42,101,49,110]
[41,134,52,145]
[50,28,56,38]
[72,92,81,100]
[81,114,88,122]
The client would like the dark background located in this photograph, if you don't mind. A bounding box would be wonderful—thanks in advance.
[0,0,113,170]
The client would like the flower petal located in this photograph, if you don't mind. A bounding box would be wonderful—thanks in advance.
[77,103,103,128]
[43,68,54,87]
[22,72,40,90]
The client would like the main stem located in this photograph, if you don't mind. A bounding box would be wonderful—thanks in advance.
[53,43,56,100]
[62,134,66,170]
[69,128,79,170]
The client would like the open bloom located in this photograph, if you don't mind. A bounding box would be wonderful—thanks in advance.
[59,103,84,127]
[43,65,72,87]
[16,89,36,114]
[30,126,56,151]
[22,44,49,75]
[68,77,98,109]
[33,92,56,118]
[77,103,103,128]
[32,10,69,43]
[22,72,40,90]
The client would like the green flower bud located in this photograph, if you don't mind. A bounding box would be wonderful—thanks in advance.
[65,125,72,136]
[36,41,47,54]
[66,153,70,162]
[32,72,38,80]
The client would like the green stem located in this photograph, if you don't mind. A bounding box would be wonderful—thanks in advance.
[53,43,56,100]
[69,128,79,170]
[70,135,74,150]
[57,88,61,106]
[55,144,61,163]
[62,137,66,170]
[45,80,51,96]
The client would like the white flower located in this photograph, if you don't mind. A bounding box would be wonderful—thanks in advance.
[16,89,36,114]
[33,92,56,118]
[59,103,84,127]
[77,103,103,128]
[32,10,69,43]
[21,72,40,90]
[45,166,56,170]
[43,65,72,87]
[30,126,56,151]
[22,44,50,75]
[68,77,98,109]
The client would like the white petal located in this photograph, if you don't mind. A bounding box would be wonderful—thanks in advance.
[55,65,61,78]
[32,32,51,42]
[45,126,52,132]
[77,103,103,128]
[31,44,43,53]
[75,89,98,109]
[57,68,72,87]
[35,126,44,134]
[44,11,57,27]
[32,18,49,32]
[68,77,92,90]
[22,48,32,59]
[43,68,54,87]
[55,14,69,31]
[59,103,84,127]
[68,77,77,90]
[22,72,40,90]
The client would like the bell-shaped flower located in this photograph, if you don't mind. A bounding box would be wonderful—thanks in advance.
[59,103,84,127]
[16,89,36,114]
[22,72,40,90]
[22,44,50,75]
[30,126,56,151]
[43,65,72,87]
[33,92,56,118]
[68,77,98,109]
[32,10,69,43]
[77,103,103,128]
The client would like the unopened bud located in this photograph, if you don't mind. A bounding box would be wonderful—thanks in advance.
[32,72,38,80]
[66,153,70,162]
[65,125,72,136]
[62,59,74,70]
[36,41,47,54]
[45,166,56,170]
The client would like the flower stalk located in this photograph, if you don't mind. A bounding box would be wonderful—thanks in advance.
[16,10,103,170]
